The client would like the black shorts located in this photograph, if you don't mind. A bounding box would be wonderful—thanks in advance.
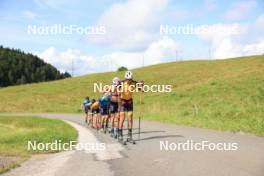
[92,108,99,114]
[100,107,109,116]
[110,101,119,113]
[120,99,133,112]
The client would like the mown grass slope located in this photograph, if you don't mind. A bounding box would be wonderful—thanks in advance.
[0,115,78,173]
[0,55,264,136]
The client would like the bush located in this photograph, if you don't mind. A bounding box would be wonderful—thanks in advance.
[117,66,128,72]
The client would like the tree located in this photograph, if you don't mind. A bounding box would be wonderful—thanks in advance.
[8,70,14,85]
[62,72,71,78]
[20,75,27,84]
[117,66,128,72]
[0,46,71,87]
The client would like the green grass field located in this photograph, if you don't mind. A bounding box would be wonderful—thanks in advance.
[0,115,78,173]
[0,55,264,136]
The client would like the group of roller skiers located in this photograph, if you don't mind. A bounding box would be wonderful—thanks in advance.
[81,71,144,144]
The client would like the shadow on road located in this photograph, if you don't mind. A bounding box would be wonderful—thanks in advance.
[135,134,184,142]
[123,130,166,136]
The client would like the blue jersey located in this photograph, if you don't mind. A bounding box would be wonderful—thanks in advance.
[82,100,90,108]
[99,95,111,108]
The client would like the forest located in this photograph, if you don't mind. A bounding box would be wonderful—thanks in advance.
[0,46,71,87]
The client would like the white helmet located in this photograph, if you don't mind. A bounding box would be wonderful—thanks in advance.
[125,71,133,79]
[112,77,120,85]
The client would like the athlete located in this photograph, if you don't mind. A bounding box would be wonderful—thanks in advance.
[99,92,111,133]
[118,71,143,142]
[81,96,90,123]
[90,99,100,129]
[109,77,121,138]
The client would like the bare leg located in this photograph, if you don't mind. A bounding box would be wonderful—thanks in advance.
[97,114,101,129]
[101,115,104,129]
[119,112,125,129]
[127,112,133,129]
[127,112,133,141]
[114,112,119,129]
[113,112,119,138]
[93,113,97,128]
[110,114,114,129]
[118,112,125,140]
[88,113,92,125]
[84,113,86,122]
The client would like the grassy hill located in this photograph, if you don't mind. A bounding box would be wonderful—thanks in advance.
[0,55,264,136]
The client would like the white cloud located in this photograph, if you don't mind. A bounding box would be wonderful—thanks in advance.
[196,23,247,42]
[255,13,264,32]
[196,14,264,59]
[144,36,180,64]
[89,0,168,51]
[38,47,56,64]
[213,38,241,58]
[196,23,248,58]
[224,0,257,20]
[242,40,264,55]
[107,36,180,69]
[37,47,98,75]
[36,36,179,75]
[22,10,37,20]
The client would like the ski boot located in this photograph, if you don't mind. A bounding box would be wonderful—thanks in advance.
[118,129,126,145]
[127,129,136,144]
[113,128,118,139]
[110,128,114,137]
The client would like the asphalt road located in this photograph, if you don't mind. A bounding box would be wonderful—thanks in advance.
[3,113,264,176]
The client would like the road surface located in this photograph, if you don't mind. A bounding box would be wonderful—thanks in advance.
[2,113,264,176]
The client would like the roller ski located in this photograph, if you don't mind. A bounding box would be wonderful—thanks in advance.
[126,137,136,144]
[119,138,127,145]
[126,129,136,144]
[110,128,118,139]
[126,138,136,144]
[118,129,127,145]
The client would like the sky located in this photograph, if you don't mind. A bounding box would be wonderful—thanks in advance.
[0,0,264,75]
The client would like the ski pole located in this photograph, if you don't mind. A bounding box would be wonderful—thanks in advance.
[138,80,144,141]
[138,91,142,141]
